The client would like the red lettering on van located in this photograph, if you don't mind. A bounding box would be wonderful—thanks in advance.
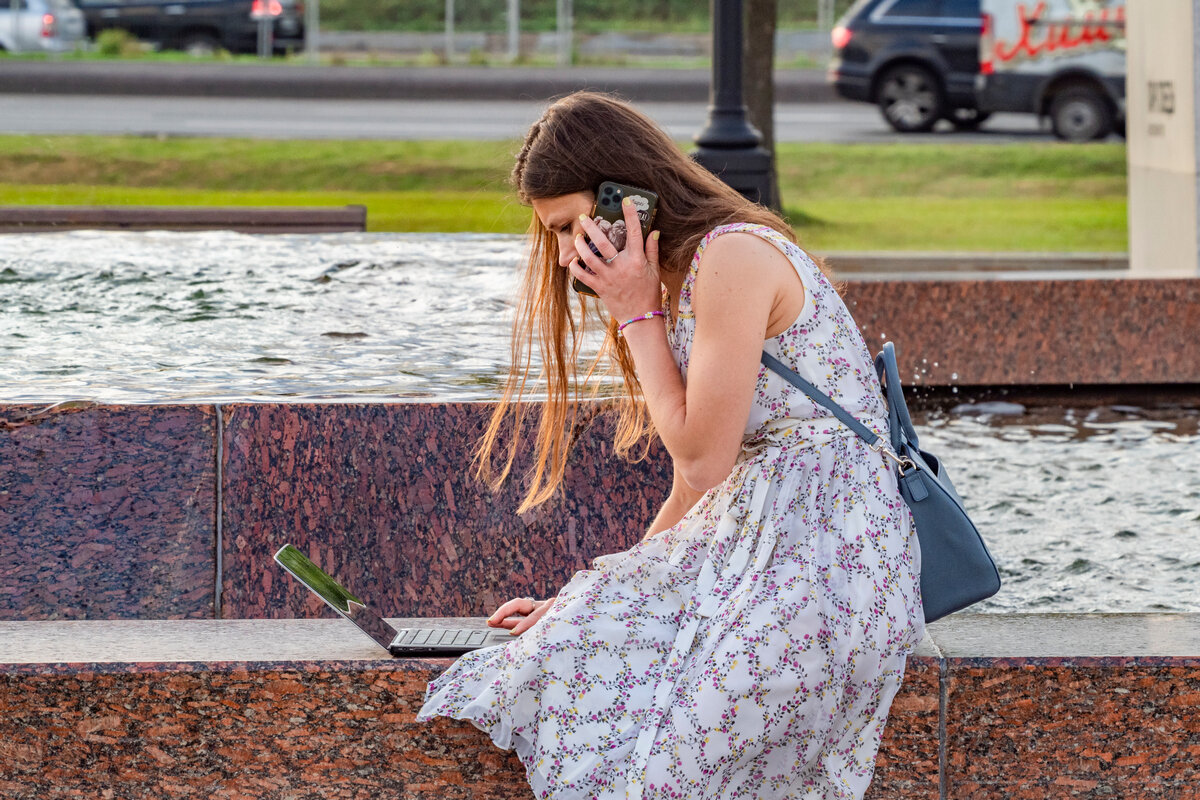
[992,2,1124,65]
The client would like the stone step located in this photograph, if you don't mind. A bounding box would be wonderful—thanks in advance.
[1,615,1196,798]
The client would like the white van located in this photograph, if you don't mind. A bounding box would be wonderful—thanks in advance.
[977,0,1125,141]
[0,0,87,53]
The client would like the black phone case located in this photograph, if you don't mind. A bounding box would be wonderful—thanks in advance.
[573,181,659,298]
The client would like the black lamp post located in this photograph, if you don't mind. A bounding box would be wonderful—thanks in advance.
[691,0,777,209]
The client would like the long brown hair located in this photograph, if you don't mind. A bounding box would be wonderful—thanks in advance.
[477,91,811,512]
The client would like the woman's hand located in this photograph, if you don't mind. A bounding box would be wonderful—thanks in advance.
[569,196,662,322]
[487,596,554,636]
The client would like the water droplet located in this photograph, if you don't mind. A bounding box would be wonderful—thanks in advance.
[951,372,959,380]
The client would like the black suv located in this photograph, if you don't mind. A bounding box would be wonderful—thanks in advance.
[78,0,305,56]
[829,0,985,132]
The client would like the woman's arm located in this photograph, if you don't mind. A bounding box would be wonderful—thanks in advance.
[573,206,803,493]
[644,464,705,539]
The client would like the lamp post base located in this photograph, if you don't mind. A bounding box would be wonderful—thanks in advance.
[691,144,777,209]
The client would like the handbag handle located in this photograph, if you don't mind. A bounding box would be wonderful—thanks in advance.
[873,342,921,452]
[760,349,913,470]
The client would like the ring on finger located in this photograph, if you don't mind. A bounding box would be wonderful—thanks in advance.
[603,254,618,264]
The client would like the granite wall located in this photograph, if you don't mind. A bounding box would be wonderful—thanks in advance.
[2,275,1198,621]
[1,614,1195,800]
[0,404,217,620]
[842,276,1200,386]
[0,401,671,622]
[221,402,669,621]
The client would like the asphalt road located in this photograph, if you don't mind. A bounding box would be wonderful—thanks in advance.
[0,94,1055,142]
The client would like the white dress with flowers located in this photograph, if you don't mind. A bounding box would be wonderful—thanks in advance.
[418,223,926,800]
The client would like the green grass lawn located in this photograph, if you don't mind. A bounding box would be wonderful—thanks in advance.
[0,135,1128,251]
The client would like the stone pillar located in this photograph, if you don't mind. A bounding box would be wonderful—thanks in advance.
[1127,0,1200,276]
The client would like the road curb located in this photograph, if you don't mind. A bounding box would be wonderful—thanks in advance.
[0,61,836,103]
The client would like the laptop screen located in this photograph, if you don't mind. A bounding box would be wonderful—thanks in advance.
[274,544,398,651]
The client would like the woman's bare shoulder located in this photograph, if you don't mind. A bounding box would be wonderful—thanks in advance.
[694,230,796,286]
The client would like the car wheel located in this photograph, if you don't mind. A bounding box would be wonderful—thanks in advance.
[949,107,991,131]
[877,64,944,133]
[1049,86,1113,142]
[182,33,219,58]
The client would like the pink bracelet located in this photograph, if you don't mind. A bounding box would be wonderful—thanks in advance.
[617,309,665,334]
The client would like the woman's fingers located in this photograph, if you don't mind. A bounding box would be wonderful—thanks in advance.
[508,598,553,636]
[568,255,600,291]
[576,216,618,263]
[485,596,554,636]
[486,596,544,629]
[621,196,644,256]
[645,229,660,269]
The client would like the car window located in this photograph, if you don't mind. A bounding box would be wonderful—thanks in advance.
[0,0,31,10]
[941,0,980,17]
[44,0,77,9]
[880,0,941,17]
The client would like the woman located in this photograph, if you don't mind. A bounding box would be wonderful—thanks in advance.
[418,92,925,800]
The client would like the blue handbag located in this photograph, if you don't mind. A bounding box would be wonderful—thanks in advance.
[762,342,1001,623]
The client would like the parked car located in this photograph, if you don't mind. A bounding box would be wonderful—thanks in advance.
[978,0,1125,141]
[76,0,304,56]
[829,0,987,133]
[0,0,87,53]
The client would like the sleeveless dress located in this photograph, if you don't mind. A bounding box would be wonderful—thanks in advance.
[418,223,926,800]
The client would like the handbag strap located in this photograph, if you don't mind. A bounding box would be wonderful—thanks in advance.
[760,351,882,446]
[760,350,915,471]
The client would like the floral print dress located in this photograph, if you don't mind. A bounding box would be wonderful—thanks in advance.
[418,223,926,800]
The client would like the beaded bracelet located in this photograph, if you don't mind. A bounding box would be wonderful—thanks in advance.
[617,309,665,334]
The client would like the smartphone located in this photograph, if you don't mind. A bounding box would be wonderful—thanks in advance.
[573,181,659,298]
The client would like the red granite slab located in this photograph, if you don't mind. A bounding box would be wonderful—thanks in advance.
[0,404,216,620]
[0,662,941,800]
[944,657,1200,798]
[0,662,531,800]
[0,619,942,800]
[845,277,1200,387]
[865,655,941,800]
[220,402,672,620]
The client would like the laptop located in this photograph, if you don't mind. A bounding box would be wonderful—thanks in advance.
[273,543,514,656]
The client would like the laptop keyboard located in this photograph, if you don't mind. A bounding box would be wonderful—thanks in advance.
[393,627,494,649]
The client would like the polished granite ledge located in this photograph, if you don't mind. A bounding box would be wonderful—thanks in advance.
[0,403,217,620]
[1,615,1197,800]
[3,277,1199,623]
[844,276,1200,386]
[5,614,1196,667]
[0,402,670,622]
